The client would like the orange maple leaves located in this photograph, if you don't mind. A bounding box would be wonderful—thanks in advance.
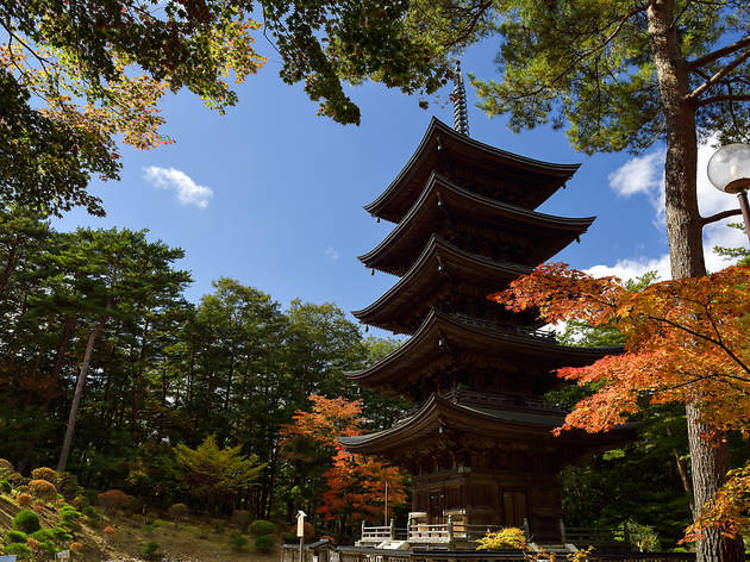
[281,394,408,523]
[491,262,750,435]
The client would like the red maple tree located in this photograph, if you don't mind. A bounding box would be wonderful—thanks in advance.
[281,394,407,526]
[490,262,750,539]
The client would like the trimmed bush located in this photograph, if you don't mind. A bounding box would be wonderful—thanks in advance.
[282,532,297,544]
[50,527,73,542]
[9,472,25,485]
[69,541,84,554]
[0,458,13,476]
[169,503,189,524]
[255,534,275,553]
[97,489,130,513]
[55,472,81,500]
[12,509,41,534]
[29,529,55,543]
[71,494,89,509]
[231,534,248,551]
[29,479,57,501]
[249,519,275,536]
[0,479,11,493]
[142,541,160,560]
[16,492,32,507]
[3,542,32,558]
[30,467,56,483]
[59,506,81,523]
[5,529,27,543]
[82,505,100,521]
[232,509,252,532]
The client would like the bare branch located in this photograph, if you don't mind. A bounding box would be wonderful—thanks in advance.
[701,208,742,226]
[688,35,750,70]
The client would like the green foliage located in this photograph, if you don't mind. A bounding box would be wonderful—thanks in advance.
[5,530,27,543]
[142,541,161,560]
[168,503,189,524]
[12,509,41,534]
[231,510,252,532]
[713,224,750,266]
[254,534,275,552]
[282,532,297,544]
[81,505,100,522]
[59,506,81,523]
[3,542,32,558]
[175,434,265,510]
[249,519,276,536]
[30,467,56,483]
[0,479,10,493]
[231,534,249,551]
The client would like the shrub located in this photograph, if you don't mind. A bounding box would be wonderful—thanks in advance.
[249,519,275,536]
[232,509,252,532]
[29,529,55,543]
[0,458,13,476]
[69,541,84,554]
[169,503,189,524]
[59,506,81,523]
[3,542,32,558]
[6,529,28,543]
[30,467,56,483]
[55,472,82,500]
[50,527,73,542]
[16,484,30,495]
[29,479,57,501]
[12,509,41,534]
[82,505,100,521]
[255,534,275,553]
[231,534,248,551]
[9,472,25,485]
[97,489,129,513]
[103,525,115,542]
[32,504,44,514]
[71,495,89,509]
[0,479,11,493]
[142,541,160,560]
[282,532,297,544]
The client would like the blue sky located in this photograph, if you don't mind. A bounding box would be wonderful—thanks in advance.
[56,41,747,329]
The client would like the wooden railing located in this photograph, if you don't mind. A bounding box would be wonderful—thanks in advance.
[359,520,407,543]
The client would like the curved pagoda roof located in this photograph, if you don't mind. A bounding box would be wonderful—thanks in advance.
[358,173,594,275]
[364,118,580,223]
[347,308,620,394]
[353,235,533,334]
[339,394,627,457]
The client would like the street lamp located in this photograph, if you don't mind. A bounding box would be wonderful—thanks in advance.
[707,143,750,243]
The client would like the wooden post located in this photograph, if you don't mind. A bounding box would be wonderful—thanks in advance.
[447,514,454,545]
[361,520,366,539]
[390,518,395,540]
[559,519,566,543]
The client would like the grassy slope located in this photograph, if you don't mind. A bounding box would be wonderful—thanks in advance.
[0,491,281,561]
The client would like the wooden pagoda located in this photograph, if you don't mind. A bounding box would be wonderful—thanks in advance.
[341,116,624,546]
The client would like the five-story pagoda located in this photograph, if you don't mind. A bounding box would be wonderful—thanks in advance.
[341,71,620,546]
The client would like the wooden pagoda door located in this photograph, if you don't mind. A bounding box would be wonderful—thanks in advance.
[501,489,528,528]
[428,491,445,524]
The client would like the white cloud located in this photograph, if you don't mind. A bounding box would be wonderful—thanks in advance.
[143,166,214,209]
[585,254,671,282]
[592,136,748,281]
[608,150,665,199]
[325,246,340,263]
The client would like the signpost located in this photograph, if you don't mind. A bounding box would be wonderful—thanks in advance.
[297,510,307,562]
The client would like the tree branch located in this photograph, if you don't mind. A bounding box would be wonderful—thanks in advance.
[688,35,750,70]
[701,208,742,226]
[696,93,750,107]
[687,48,750,101]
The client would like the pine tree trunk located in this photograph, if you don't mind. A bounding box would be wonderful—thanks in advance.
[647,1,744,560]
[57,315,108,473]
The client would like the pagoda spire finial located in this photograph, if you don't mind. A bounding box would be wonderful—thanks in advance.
[452,60,470,136]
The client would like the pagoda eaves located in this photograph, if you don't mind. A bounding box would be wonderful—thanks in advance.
[365,118,580,223]
[352,235,534,334]
[359,173,594,275]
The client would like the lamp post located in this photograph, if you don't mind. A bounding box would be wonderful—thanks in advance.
[707,143,750,243]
